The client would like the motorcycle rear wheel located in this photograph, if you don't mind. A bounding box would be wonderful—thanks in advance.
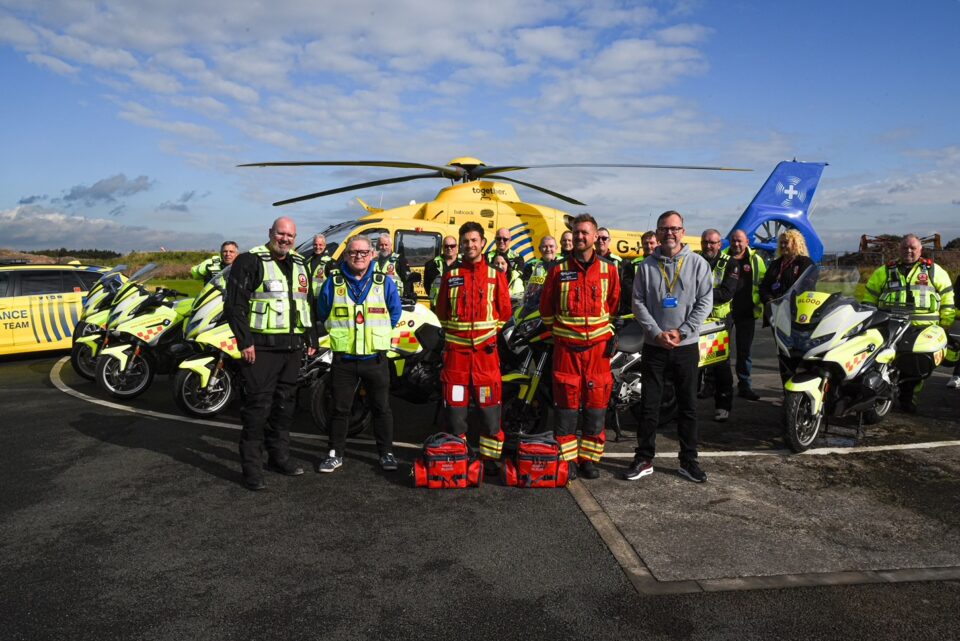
[783,390,823,452]
[95,352,154,400]
[173,367,234,417]
[309,374,371,437]
[862,397,893,425]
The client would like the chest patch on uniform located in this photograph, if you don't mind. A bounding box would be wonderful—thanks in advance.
[298,273,308,287]
[918,272,929,285]
[334,308,349,318]
[335,287,346,297]
[265,279,284,292]
[448,276,465,288]
[559,271,579,282]
[368,306,386,313]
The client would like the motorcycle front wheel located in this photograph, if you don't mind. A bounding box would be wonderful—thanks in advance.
[501,382,553,437]
[70,323,97,381]
[862,396,893,425]
[783,390,823,452]
[173,367,234,417]
[309,374,370,437]
[95,352,154,400]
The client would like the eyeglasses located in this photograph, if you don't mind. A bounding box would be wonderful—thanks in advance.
[657,226,683,234]
[703,240,722,245]
[496,236,510,242]
[597,236,610,241]
[443,244,458,249]
[347,250,372,257]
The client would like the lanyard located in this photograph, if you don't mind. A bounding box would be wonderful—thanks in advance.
[658,258,685,295]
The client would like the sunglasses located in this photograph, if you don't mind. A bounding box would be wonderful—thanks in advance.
[496,236,510,241]
[597,236,610,241]
[444,244,457,249]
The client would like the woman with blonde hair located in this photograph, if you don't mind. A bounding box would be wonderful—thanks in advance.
[759,229,816,383]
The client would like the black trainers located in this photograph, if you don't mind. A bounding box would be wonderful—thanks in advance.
[567,460,578,481]
[738,387,760,401]
[578,460,600,480]
[678,459,707,483]
[265,459,304,476]
[379,452,398,471]
[622,457,653,481]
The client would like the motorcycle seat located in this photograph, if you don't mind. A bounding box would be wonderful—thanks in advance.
[617,322,645,353]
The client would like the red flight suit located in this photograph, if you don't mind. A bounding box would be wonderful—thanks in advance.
[540,254,621,463]
[434,257,512,459]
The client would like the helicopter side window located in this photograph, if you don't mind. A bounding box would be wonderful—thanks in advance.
[396,231,441,268]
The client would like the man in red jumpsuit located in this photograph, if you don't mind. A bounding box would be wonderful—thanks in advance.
[540,213,621,480]
[434,221,513,473]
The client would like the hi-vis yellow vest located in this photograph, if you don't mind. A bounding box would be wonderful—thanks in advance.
[247,246,310,334]
[325,271,393,354]
[697,251,732,320]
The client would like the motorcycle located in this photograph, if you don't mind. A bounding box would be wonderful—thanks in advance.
[94,277,194,400]
[309,282,444,437]
[772,265,949,452]
[70,264,127,379]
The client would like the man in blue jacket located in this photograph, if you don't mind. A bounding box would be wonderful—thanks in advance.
[316,236,403,473]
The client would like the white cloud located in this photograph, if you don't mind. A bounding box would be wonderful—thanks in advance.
[118,101,219,142]
[0,14,38,48]
[26,52,78,75]
[654,23,713,45]
[128,68,182,93]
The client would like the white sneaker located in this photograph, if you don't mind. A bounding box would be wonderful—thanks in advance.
[947,375,960,389]
[714,409,730,422]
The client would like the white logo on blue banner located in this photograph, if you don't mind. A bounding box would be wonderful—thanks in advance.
[775,176,806,207]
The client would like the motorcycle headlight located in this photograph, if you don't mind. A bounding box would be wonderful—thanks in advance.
[510,318,541,347]
[778,327,833,354]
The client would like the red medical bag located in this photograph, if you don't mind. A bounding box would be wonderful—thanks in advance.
[413,433,484,488]
[501,433,569,488]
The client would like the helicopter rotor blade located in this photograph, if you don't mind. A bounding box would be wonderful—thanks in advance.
[239,160,464,180]
[271,171,444,207]
[473,163,752,178]
[485,174,587,206]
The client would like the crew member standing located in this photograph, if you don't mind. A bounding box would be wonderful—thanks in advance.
[559,231,574,261]
[697,228,740,421]
[435,222,512,473]
[374,234,411,298]
[225,217,316,491]
[621,231,659,315]
[862,234,955,412]
[316,236,402,472]
[540,213,621,480]
[726,229,766,401]
[425,235,460,306]
[309,233,334,297]
[487,227,525,276]
[624,211,712,483]
[191,241,239,282]
[596,227,624,278]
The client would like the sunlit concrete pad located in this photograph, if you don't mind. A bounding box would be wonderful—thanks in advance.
[588,448,960,583]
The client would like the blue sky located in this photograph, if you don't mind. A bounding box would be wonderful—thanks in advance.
[1,0,958,253]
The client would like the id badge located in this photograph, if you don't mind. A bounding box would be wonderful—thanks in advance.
[266,279,284,292]
[663,296,678,308]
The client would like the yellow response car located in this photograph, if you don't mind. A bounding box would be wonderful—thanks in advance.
[0,261,113,356]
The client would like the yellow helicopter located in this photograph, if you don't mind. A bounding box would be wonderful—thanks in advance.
[239,156,751,298]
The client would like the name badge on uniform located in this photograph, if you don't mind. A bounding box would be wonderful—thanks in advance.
[663,296,678,308]
[448,276,465,288]
[559,271,578,282]
[265,279,284,292]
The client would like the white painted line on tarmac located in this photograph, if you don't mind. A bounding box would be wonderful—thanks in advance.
[52,357,960,457]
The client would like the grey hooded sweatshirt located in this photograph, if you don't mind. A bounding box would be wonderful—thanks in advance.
[631,244,713,347]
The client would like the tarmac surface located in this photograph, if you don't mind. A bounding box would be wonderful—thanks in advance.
[1,331,959,640]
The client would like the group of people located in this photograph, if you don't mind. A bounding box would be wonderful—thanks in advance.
[209,214,956,491]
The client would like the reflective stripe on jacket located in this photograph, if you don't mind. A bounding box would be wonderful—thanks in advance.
[863,259,956,327]
[435,258,511,348]
[541,255,621,345]
[374,253,404,296]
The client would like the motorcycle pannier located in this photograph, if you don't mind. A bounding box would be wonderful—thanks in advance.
[501,432,569,488]
[413,433,483,488]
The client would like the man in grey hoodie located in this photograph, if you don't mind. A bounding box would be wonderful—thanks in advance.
[623,211,713,483]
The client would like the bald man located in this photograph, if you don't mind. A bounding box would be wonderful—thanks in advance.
[226,216,318,490]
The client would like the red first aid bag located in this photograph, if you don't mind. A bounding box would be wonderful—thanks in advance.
[413,433,484,488]
[501,433,569,488]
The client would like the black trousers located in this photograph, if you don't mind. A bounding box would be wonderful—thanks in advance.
[636,342,699,462]
[703,358,734,411]
[238,348,300,480]
[732,315,756,389]
[329,354,393,456]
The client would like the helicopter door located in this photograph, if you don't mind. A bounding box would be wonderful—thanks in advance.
[396,230,441,301]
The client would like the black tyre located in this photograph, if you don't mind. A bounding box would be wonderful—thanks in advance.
[862,397,893,425]
[501,381,553,437]
[95,351,154,400]
[173,367,234,418]
[70,334,99,381]
[783,390,823,452]
[309,373,370,436]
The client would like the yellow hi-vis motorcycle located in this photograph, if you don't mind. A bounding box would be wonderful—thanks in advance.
[772,266,948,452]
[70,264,127,379]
